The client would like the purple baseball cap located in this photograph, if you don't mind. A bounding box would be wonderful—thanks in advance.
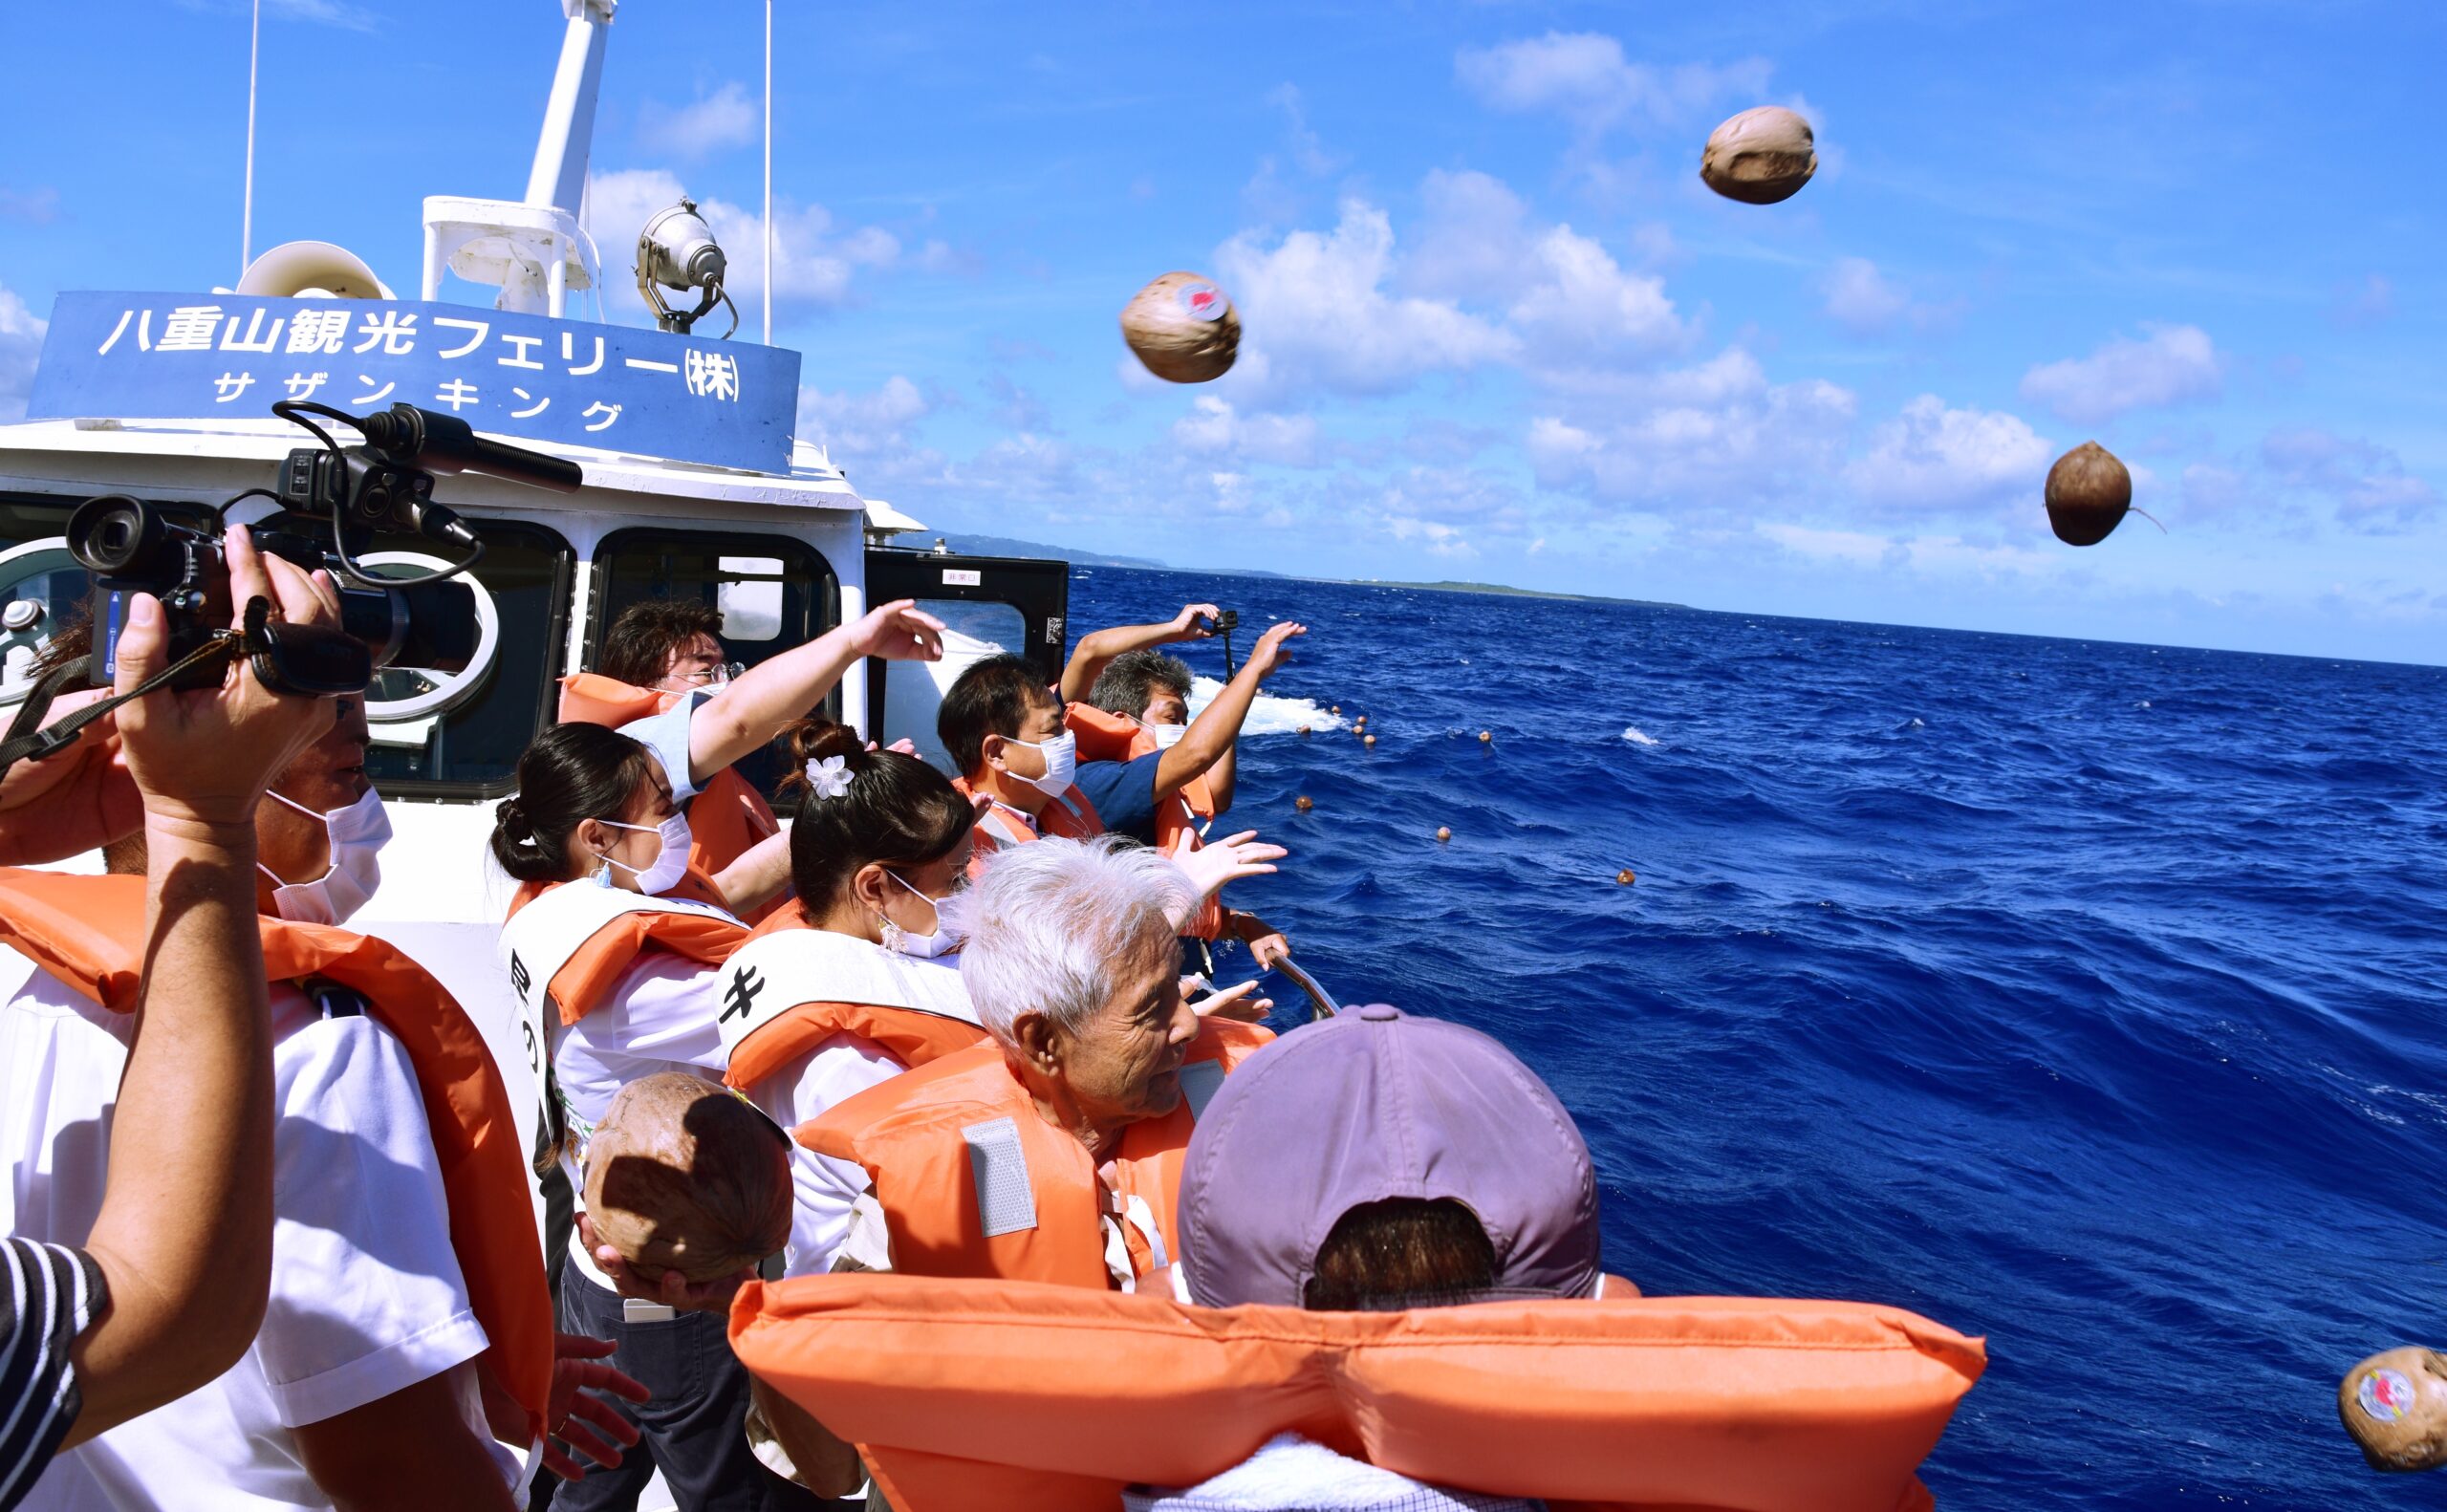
[1177,1004,1601,1309]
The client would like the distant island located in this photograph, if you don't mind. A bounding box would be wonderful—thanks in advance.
[901,533,1681,610]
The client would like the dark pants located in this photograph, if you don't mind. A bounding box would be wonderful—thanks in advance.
[546,1255,836,1512]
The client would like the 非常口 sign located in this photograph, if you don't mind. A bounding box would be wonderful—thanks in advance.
[26,292,803,474]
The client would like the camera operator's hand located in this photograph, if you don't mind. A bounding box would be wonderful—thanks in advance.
[843,598,946,663]
[1245,620,1308,683]
[116,528,338,832]
[1166,603,1224,641]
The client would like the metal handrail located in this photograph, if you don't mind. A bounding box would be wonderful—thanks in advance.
[1271,953,1341,1020]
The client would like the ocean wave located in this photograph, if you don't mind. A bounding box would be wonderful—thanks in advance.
[1188,675,1345,735]
[1621,724,1659,745]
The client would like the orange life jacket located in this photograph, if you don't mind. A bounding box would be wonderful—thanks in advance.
[501,879,748,1030]
[1063,702,1220,847]
[728,1275,1985,1512]
[556,672,783,918]
[715,927,989,1094]
[797,1019,1270,1289]
[950,775,1224,940]
[0,871,554,1440]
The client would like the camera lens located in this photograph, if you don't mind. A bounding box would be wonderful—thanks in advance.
[332,580,478,673]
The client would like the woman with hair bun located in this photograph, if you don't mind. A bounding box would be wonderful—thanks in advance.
[714,721,995,1280]
[485,722,809,1508]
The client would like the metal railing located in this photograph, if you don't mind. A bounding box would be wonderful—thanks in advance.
[1270,953,1342,1021]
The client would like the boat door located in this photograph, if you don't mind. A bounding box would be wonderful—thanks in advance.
[863,547,1070,767]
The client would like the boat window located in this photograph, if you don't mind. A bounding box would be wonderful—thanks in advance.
[352,518,574,800]
[590,529,839,800]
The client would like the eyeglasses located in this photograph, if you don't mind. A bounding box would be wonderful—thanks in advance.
[662,661,746,689]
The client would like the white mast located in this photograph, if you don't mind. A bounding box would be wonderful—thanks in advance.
[241,0,261,275]
[764,0,774,345]
[525,0,617,214]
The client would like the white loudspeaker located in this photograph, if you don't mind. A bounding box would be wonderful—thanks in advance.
[234,240,396,300]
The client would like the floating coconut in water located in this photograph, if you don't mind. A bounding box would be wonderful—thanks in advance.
[2045,441,2159,546]
[1700,106,1818,205]
[2340,1347,2447,1472]
[1120,271,1240,383]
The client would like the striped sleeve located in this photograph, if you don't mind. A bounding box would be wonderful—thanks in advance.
[0,1237,107,1511]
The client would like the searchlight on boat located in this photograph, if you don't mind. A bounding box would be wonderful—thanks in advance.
[636,198,737,337]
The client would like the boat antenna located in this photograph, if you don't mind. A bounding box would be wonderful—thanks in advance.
[241,0,261,276]
[763,0,773,344]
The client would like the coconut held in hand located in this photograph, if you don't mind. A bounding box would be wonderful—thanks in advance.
[584,1072,791,1285]
[1700,106,1817,205]
[2045,441,2134,546]
[1121,271,1240,383]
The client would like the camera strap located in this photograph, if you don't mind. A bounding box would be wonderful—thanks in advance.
[0,600,279,786]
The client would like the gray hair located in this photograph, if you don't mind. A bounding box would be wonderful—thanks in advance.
[949,835,1192,1046]
[1088,649,1193,719]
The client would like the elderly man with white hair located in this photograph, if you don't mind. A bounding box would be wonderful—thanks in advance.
[796,835,1276,1292]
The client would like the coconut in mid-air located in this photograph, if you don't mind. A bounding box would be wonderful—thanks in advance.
[1700,106,1818,205]
[1121,271,1240,383]
[2045,441,2165,546]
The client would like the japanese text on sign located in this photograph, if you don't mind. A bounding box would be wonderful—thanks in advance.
[29,292,802,474]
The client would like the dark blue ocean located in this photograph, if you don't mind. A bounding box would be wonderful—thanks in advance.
[1062,564,2447,1511]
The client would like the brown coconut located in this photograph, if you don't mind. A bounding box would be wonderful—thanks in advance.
[2340,1348,2447,1472]
[1121,271,1241,383]
[2045,441,2133,547]
[584,1072,792,1285]
[1700,106,1818,205]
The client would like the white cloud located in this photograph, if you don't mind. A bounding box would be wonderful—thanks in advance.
[2018,323,2221,424]
[639,82,759,161]
[1759,523,2059,579]
[2260,427,2440,531]
[796,377,942,487]
[1817,257,1960,338]
[1508,226,1687,367]
[2328,273,2393,328]
[1402,170,1534,302]
[586,168,899,318]
[1455,32,1772,137]
[0,283,48,423]
[1846,395,2051,513]
[1171,397,1322,467]
[1527,347,1855,508]
[1214,199,1517,399]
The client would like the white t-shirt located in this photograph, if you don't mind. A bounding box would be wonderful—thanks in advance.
[740,1032,904,1278]
[0,959,521,1512]
[550,950,730,1284]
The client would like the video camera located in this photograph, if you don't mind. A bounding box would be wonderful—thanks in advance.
[67,400,581,696]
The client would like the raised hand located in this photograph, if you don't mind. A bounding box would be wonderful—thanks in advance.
[1166,603,1224,640]
[844,599,947,662]
[1245,620,1308,681]
[1169,829,1286,905]
[117,527,339,832]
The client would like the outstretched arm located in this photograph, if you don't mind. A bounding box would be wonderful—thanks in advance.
[1152,621,1307,802]
[685,600,944,785]
[64,532,338,1447]
[1057,602,1219,704]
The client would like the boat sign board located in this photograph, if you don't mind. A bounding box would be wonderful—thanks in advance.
[27,292,802,474]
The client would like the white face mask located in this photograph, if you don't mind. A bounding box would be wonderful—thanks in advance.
[878,870,961,959]
[1005,731,1077,799]
[593,810,694,896]
[1138,716,1188,750]
[260,787,390,926]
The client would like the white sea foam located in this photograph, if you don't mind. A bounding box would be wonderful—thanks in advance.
[1620,725,1659,746]
[1189,676,1345,734]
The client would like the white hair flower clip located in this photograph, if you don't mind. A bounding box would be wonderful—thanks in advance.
[805,755,854,800]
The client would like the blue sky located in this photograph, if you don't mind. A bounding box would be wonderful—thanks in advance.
[3,1,2440,662]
